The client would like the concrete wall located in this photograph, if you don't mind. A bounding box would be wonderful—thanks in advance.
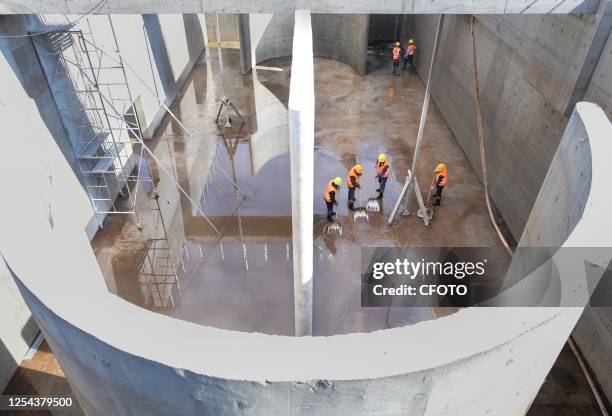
[412,12,608,239]
[250,13,369,75]
[0,12,205,387]
[311,14,369,76]
[0,262,37,391]
[584,22,612,119]
[2,16,611,409]
[205,13,240,45]
[3,0,602,15]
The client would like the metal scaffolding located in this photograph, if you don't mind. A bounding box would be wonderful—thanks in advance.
[134,195,181,314]
[31,16,148,228]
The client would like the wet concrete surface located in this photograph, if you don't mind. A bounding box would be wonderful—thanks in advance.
[92,46,503,336]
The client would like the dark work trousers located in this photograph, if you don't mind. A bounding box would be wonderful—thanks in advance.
[393,60,399,74]
[326,201,335,220]
[377,176,388,198]
[434,185,444,205]
[348,187,356,210]
[404,55,415,71]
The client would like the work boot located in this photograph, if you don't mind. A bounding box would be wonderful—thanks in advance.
[377,192,384,200]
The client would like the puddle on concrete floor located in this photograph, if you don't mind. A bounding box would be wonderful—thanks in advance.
[93,51,501,336]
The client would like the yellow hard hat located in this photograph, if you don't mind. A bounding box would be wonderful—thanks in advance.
[435,163,447,172]
[354,164,363,174]
[378,153,387,163]
[409,39,414,44]
[395,42,400,47]
[333,177,342,186]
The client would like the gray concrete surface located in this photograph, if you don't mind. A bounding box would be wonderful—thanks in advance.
[250,13,369,75]
[3,12,612,410]
[143,14,177,98]
[205,13,240,44]
[0,0,601,15]
[0,262,37,392]
[584,12,612,119]
[289,10,315,336]
[412,13,609,240]
[0,12,206,389]
[312,14,369,75]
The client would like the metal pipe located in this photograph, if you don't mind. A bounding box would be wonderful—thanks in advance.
[405,14,445,213]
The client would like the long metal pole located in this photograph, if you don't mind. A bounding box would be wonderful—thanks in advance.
[215,13,226,98]
[405,14,445,212]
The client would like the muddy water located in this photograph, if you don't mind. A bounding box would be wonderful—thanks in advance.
[93,49,501,336]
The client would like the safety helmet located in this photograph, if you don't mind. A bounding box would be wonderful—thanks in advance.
[435,163,447,172]
[378,153,387,163]
[409,39,414,44]
[354,164,363,174]
[395,42,400,47]
[333,177,342,186]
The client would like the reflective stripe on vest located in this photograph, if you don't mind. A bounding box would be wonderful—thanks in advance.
[346,168,361,189]
[408,45,416,55]
[393,47,400,61]
[376,160,390,178]
[323,180,337,202]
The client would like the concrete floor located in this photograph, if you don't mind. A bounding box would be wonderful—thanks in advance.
[92,45,503,336]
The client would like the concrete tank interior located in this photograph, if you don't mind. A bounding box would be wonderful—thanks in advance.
[1,4,612,416]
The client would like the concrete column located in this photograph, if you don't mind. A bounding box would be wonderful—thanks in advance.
[288,9,314,336]
[238,14,252,74]
[183,14,206,62]
[142,14,176,97]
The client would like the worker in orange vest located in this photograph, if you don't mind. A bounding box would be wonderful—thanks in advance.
[323,177,342,221]
[375,154,391,199]
[432,163,448,206]
[346,164,363,211]
[392,41,401,74]
[403,38,417,72]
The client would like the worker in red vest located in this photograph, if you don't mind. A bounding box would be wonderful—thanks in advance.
[346,164,363,211]
[375,154,391,199]
[403,38,417,72]
[323,177,342,221]
[432,163,448,206]
[392,41,401,74]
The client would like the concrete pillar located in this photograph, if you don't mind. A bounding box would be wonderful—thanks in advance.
[238,14,252,74]
[288,9,314,336]
[142,14,176,97]
[183,14,205,62]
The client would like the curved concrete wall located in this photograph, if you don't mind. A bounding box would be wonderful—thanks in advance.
[3,99,612,415]
[250,13,368,75]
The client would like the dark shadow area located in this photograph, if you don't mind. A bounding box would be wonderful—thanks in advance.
[527,343,604,416]
[3,341,84,415]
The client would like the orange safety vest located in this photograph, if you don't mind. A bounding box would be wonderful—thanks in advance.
[392,47,400,61]
[407,44,416,56]
[323,180,338,202]
[376,160,391,178]
[434,170,448,187]
[346,167,362,189]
